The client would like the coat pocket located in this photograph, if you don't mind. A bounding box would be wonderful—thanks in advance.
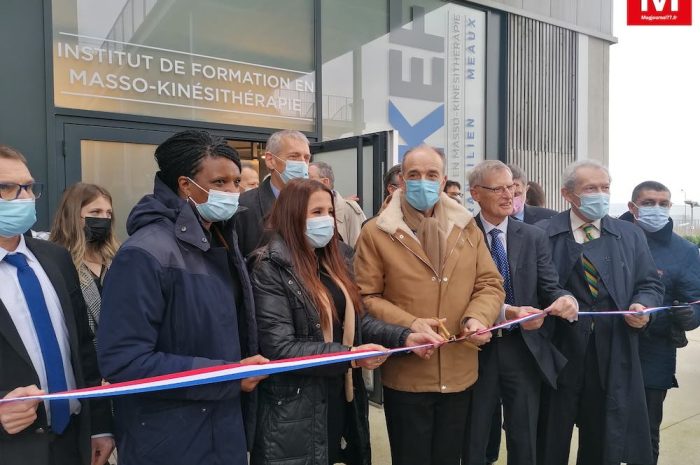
[257,383,314,463]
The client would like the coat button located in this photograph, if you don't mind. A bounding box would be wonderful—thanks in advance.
[297,291,302,295]
[180,226,187,232]
[315,323,321,328]
[141,422,146,426]
[441,385,447,390]
[399,234,404,239]
[34,427,46,434]
[201,408,207,413]
[442,277,448,282]
[201,237,208,243]
[288,280,293,285]
[431,277,436,282]
[277,400,283,406]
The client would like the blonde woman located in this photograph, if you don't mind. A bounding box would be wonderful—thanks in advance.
[50,183,119,342]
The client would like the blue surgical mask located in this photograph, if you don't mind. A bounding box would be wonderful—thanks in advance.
[0,198,37,238]
[188,178,239,222]
[305,215,335,248]
[575,193,609,220]
[635,205,670,232]
[405,180,441,211]
[273,156,309,183]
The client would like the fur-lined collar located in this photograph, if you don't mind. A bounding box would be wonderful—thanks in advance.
[376,189,473,240]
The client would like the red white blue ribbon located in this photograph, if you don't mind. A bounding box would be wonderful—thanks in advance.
[2,301,696,403]
[0,346,424,403]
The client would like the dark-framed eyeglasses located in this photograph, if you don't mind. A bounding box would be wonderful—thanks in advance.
[476,184,515,196]
[0,182,44,201]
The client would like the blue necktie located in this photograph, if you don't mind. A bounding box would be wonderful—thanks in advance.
[4,252,70,433]
[489,228,515,305]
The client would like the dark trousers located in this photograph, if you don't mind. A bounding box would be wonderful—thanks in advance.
[538,336,618,465]
[486,402,502,463]
[383,387,471,465]
[629,388,667,465]
[2,415,81,465]
[463,332,541,465]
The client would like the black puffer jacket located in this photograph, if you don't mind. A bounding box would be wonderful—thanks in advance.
[249,235,411,465]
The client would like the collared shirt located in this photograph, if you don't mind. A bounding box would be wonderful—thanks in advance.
[481,216,509,254]
[570,210,601,244]
[0,235,80,422]
[513,208,525,222]
[480,216,510,322]
[270,181,281,199]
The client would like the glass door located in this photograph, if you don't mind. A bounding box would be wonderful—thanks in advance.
[61,124,174,240]
[311,131,393,218]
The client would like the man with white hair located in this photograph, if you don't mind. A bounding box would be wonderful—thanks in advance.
[536,160,663,465]
[235,130,310,257]
[309,161,366,247]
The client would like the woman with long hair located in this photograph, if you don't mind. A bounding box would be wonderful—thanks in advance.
[50,182,119,342]
[250,179,440,465]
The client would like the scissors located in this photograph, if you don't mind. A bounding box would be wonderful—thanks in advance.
[435,319,481,351]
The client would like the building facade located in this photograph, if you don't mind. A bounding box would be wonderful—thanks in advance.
[1,0,614,233]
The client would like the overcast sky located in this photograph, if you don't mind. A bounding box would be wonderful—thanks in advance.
[609,1,700,216]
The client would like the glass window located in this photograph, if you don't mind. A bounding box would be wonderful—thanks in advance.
[80,140,158,240]
[52,0,315,131]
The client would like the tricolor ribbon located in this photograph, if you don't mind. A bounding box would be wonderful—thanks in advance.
[2,301,696,403]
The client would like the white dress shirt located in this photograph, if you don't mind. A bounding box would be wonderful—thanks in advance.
[570,210,601,244]
[0,235,80,423]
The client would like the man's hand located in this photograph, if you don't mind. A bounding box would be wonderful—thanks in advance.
[410,318,446,342]
[352,344,389,370]
[545,295,579,322]
[0,385,44,434]
[405,331,443,359]
[624,303,650,329]
[505,306,544,331]
[91,436,116,465]
[239,355,270,392]
[461,318,492,346]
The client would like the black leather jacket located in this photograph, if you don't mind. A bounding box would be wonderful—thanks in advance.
[249,235,411,465]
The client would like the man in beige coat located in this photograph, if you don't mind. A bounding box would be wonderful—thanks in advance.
[354,145,504,465]
[309,161,366,247]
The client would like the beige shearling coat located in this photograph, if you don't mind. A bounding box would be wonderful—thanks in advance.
[354,191,504,393]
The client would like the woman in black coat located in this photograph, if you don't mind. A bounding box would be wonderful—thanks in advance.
[249,179,438,465]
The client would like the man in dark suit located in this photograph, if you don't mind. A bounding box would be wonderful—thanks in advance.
[508,164,557,225]
[463,161,577,465]
[536,160,664,465]
[235,130,311,257]
[0,145,112,465]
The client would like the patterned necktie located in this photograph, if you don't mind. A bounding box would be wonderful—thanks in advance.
[581,224,599,299]
[4,252,70,433]
[489,228,515,305]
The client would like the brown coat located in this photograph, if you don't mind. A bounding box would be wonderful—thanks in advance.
[354,191,504,393]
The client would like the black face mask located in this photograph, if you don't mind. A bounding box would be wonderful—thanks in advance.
[84,217,111,243]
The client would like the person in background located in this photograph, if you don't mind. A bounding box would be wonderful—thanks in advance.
[50,183,119,345]
[620,181,700,465]
[383,164,401,200]
[0,144,113,465]
[235,130,311,257]
[508,165,556,224]
[526,181,546,208]
[240,161,260,191]
[309,161,366,247]
[536,160,663,465]
[249,178,439,465]
[354,145,503,465]
[444,180,463,203]
[97,130,267,465]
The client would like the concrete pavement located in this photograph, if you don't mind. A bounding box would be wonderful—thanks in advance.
[368,328,700,464]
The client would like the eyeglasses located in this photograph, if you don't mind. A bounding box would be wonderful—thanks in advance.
[448,192,464,198]
[0,182,43,201]
[476,184,515,196]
